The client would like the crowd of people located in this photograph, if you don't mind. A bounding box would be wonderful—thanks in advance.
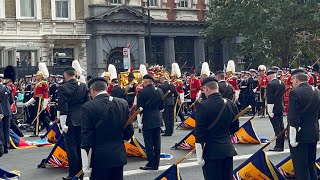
[0,59,319,180]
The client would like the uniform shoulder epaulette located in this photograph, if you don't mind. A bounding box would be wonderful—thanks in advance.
[40,80,48,85]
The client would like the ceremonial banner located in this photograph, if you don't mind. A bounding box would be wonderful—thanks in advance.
[9,130,51,149]
[0,168,20,180]
[41,122,62,143]
[38,136,68,168]
[177,111,195,129]
[233,150,285,180]
[276,156,294,179]
[125,136,173,160]
[277,156,320,178]
[154,164,182,180]
[171,130,195,150]
[231,120,269,144]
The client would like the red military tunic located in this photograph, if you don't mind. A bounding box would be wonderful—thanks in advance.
[33,80,49,99]
[257,74,269,90]
[226,76,239,91]
[174,80,184,94]
[317,74,320,86]
[107,84,113,94]
[188,77,201,99]
[8,84,17,113]
[307,73,315,85]
[281,73,291,115]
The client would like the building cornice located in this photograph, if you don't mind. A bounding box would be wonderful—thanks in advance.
[43,34,91,40]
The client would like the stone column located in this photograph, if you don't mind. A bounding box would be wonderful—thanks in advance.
[79,40,87,76]
[168,36,175,66]
[138,35,146,65]
[95,35,103,64]
[194,37,205,67]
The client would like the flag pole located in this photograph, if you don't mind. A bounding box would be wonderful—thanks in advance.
[175,148,196,165]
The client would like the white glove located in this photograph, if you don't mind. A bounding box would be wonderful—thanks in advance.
[179,93,185,104]
[42,98,49,110]
[267,104,274,118]
[60,115,68,133]
[160,109,164,113]
[25,97,36,107]
[195,143,205,167]
[81,148,92,179]
[289,126,301,147]
[253,88,257,93]
[196,91,201,101]
[133,96,137,106]
[137,113,143,129]
[235,90,240,101]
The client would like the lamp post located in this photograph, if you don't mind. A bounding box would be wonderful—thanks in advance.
[147,0,152,64]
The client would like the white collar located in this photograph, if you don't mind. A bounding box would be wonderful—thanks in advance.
[96,91,108,97]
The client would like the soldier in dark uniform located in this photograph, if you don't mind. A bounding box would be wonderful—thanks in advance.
[238,72,249,110]
[125,72,136,108]
[24,75,33,124]
[81,77,133,180]
[266,70,285,152]
[0,66,15,155]
[194,77,239,180]
[215,70,235,100]
[110,78,125,99]
[49,75,58,122]
[137,74,164,170]
[288,69,320,180]
[159,76,176,136]
[247,69,258,115]
[56,67,90,180]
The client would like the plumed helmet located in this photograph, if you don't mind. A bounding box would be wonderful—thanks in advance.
[72,60,85,77]
[108,64,117,80]
[258,65,266,72]
[226,60,235,73]
[201,62,210,77]
[171,63,181,78]
[4,65,16,82]
[36,62,49,79]
[139,64,148,77]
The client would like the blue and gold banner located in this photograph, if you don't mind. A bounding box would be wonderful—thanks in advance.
[171,130,195,150]
[233,150,285,180]
[177,111,195,130]
[38,136,68,168]
[276,156,295,179]
[231,120,269,144]
[125,136,173,160]
[0,168,20,180]
[41,122,62,144]
[154,164,182,180]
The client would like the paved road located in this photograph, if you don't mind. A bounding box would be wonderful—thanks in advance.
[1,116,319,180]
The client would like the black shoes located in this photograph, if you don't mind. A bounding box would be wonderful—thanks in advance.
[269,148,284,152]
[162,134,172,136]
[140,166,158,170]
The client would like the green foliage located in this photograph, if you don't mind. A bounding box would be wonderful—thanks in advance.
[204,0,320,67]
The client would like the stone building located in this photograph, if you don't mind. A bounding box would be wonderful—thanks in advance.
[0,0,90,75]
[86,0,208,76]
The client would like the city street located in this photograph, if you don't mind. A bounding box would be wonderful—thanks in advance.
[1,116,319,180]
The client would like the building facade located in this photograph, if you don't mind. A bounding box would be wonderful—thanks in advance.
[0,0,90,76]
[86,0,207,76]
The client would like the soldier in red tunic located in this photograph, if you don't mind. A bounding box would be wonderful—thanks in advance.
[226,60,240,102]
[280,67,291,115]
[25,63,51,136]
[188,68,201,104]
[255,65,269,117]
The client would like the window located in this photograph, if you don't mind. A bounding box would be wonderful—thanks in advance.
[20,0,35,17]
[179,0,188,7]
[110,0,122,4]
[149,0,158,6]
[55,0,68,18]
[175,37,194,68]
[146,37,165,66]
[16,0,41,19]
[0,0,4,18]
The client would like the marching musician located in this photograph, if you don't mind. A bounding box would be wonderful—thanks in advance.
[200,62,211,101]
[188,68,201,110]
[247,69,258,115]
[49,74,58,122]
[24,63,51,136]
[226,60,240,102]
[280,66,291,115]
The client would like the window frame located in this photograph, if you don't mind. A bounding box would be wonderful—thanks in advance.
[51,0,75,20]
[0,0,4,18]
[110,0,122,5]
[149,0,158,7]
[16,0,41,19]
